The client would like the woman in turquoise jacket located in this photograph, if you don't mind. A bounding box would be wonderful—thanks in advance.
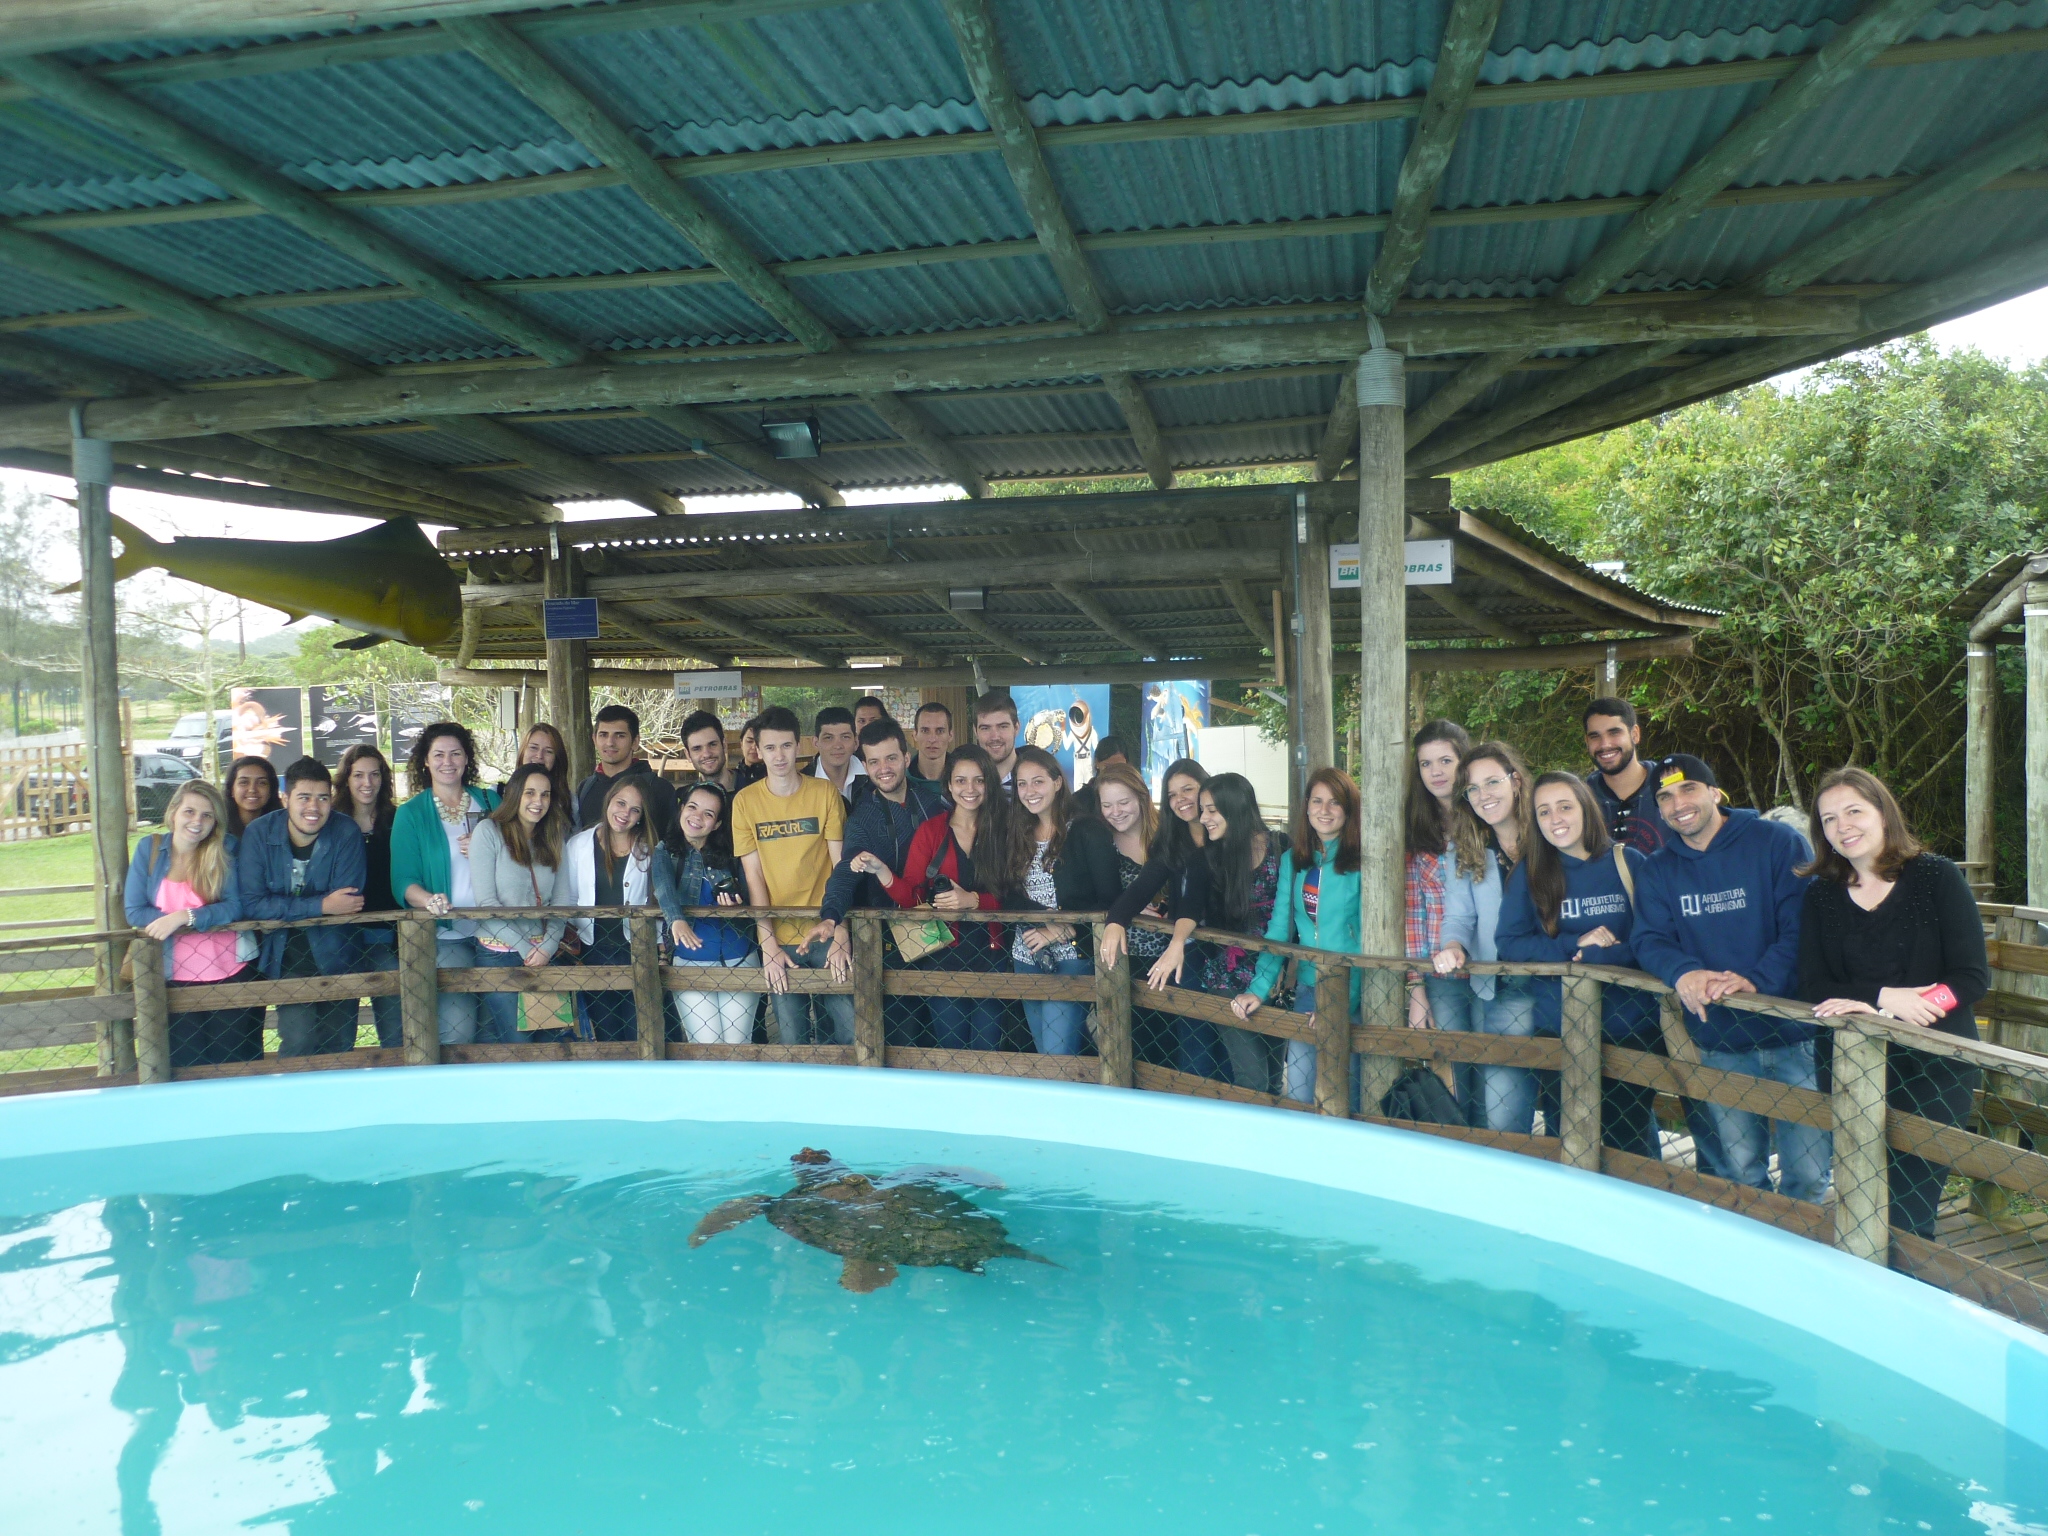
[389,722,501,1046]
[1231,767,1363,1105]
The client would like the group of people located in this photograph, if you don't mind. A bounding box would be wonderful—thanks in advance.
[124,690,1986,1234]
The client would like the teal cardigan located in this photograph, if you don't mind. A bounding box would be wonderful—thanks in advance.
[389,784,501,931]
[1248,842,1364,1014]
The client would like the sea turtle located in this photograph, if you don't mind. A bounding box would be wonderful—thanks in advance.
[689,1148,1054,1293]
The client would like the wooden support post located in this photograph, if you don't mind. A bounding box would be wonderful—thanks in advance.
[131,935,169,1085]
[1831,1023,1890,1262]
[630,912,665,1061]
[1974,914,2038,1219]
[1965,641,1997,897]
[1294,496,1336,775]
[1559,974,1605,1169]
[397,915,440,1066]
[1354,345,1407,965]
[75,420,134,1073]
[2030,579,2048,910]
[1313,961,1352,1117]
[851,913,886,1068]
[546,535,593,786]
[1094,922,1133,1088]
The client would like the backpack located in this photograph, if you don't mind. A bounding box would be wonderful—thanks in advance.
[1379,1067,1468,1127]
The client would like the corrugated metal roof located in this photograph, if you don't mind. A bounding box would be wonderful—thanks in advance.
[0,0,2041,512]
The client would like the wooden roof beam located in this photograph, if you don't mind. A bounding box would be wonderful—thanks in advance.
[637,402,843,507]
[928,592,1052,667]
[1220,579,1276,651]
[0,51,588,367]
[133,438,494,525]
[428,415,686,519]
[1421,583,1535,646]
[1404,0,1940,448]
[1052,581,1160,661]
[0,333,169,398]
[0,446,475,522]
[598,604,734,670]
[797,592,940,665]
[860,393,990,498]
[1100,371,1174,490]
[242,426,560,524]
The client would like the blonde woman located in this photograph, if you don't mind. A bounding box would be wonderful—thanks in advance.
[123,779,260,1066]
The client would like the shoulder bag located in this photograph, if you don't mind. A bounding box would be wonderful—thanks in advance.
[889,837,958,963]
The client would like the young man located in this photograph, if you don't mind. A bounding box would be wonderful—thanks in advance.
[237,757,368,1058]
[972,691,1020,789]
[852,696,889,734]
[1630,754,1825,1200]
[1069,733,1131,821]
[575,704,679,836]
[909,700,954,783]
[810,706,868,805]
[679,709,736,795]
[731,706,855,1047]
[819,719,946,1045]
[1582,696,1665,853]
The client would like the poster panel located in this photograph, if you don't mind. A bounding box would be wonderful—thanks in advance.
[1142,680,1209,797]
[309,684,379,767]
[386,683,450,767]
[1011,684,1111,788]
[227,686,304,763]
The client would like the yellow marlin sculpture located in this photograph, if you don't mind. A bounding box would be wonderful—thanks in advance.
[63,517,465,651]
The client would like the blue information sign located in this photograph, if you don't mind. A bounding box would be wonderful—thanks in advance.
[542,597,600,640]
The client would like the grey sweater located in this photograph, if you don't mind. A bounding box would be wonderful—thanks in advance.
[467,818,570,958]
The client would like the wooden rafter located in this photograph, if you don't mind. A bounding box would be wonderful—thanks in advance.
[1051,582,1159,661]
[428,415,684,519]
[929,593,1052,668]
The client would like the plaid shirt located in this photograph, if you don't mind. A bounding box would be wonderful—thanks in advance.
[1404,850,1446,960]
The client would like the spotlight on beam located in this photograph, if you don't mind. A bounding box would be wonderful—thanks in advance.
[763,415,822,460]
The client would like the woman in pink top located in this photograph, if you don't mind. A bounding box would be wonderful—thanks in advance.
[124,780,261,1066]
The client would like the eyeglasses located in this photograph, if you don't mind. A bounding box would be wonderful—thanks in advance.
[1464,775,1513,798]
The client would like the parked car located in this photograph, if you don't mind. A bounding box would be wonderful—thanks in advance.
[163,710,233,765]
[134,752,199,824]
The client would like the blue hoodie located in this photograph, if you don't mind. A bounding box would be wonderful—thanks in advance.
[1631,809,1813,1052]
[1496,845,1658,1040]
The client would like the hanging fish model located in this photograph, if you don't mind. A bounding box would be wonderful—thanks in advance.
[62,516,465,651]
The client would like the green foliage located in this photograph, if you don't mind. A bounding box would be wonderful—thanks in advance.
[282,625,438,688]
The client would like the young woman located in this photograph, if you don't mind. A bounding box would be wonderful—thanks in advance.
[1433,741,1537,1132]
[564,775,657,1043]
[654,782,759,1046]
[735,718,766,789]
[1193,773,1282,1089]
[390,721,501,1047]
[1495,772,1660,1157]
[1100,759,1211,1050]
[885,745,1022,1053]
[123,779,261,1066]
[505,723,575,827]
[1406,720,1472,1044]
[1798,766,1989,1239]
[1089,762,1161,969]
[335,743,401,1048]
[1009,745,1117,1057]
[469,762,573,1045]
[222,755,280,838]
[1233,768,1362,1104]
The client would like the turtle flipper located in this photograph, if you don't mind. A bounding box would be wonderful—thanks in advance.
[840,1258,898,1292]
[1000,1242,1062,1268]
[689,1195,771,1247]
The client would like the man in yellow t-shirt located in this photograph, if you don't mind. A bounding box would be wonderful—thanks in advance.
[731,706,851,1046]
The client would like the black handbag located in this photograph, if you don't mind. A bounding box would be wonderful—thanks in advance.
[1380,1067,1467,1127]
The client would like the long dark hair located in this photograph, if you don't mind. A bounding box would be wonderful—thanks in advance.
[1011,745,1071,870]
[594,771,656,882]
[221,754,279,836]
[1150,757,1210,869]
[407,721,479,797]
[1291,765,1361,875]
[334,743,395,826]
[1404,718,1471,857]
[1801,765,1924,887]
[1202,772,1268,932]
[665,781,737,876]
[488,762,570,870]
[941,744,1023,895]
[1525,771,1613,937]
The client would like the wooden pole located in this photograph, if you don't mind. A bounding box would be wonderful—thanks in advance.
[851,913,886,1068]
[2031,579,2048,910]
[1558,974,1605,1169]
[397,914,440,1066]
[1965,641,1998,897]
[131,935,170,1085]
[1313,961,1352,1117]
[629,913,665,1061]
[1094,922,1133,1088]
[546,535,593,787]
[1830,1023,1890,1261]
[1295,496,1336,776]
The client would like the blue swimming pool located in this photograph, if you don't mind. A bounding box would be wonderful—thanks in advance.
[1,1065,2043,1533]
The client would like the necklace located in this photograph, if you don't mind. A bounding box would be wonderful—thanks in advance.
[433,789,469,825]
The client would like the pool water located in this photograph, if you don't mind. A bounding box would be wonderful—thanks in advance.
[2,1075,2046,1534]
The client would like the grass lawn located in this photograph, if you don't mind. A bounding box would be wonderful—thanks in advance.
[0,831,149,933]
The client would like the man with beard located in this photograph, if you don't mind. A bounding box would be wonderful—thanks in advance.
[1582,697,1665,854]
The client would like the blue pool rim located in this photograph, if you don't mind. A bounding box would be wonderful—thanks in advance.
[5,1061,2045,1441]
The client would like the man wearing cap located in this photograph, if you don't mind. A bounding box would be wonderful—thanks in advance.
[1630,755,1826,1200]
[1582,696,1665,854]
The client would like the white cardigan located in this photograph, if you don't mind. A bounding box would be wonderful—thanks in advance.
[561,826,653,946]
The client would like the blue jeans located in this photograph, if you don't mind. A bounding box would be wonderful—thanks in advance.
[472,944,531,1044]
[1015,952,1091,1056]
[435,935,480,1046]
[769,940,855,1047]
[1475,978,1538,1134]
[1423,976,1483,1127]
[1280,987,1360,1106]
[1697,1041,1832,1202]
[357,930,403,1049]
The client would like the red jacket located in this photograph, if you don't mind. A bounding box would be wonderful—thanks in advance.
[890,812,1003,946]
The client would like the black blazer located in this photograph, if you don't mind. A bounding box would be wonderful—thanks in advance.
[1048,815,1122,911]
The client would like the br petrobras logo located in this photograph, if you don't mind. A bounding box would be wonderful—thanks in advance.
[1680,893,1702,917]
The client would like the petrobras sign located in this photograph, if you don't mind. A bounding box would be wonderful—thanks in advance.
[1329,539,1455,588]
[674,670,746,699]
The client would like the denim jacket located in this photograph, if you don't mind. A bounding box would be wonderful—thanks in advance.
[652,844,753,962]
[123,833,244,978]
[1438,842,1507,1001]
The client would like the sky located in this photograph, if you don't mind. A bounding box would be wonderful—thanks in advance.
[4,286,2044,643]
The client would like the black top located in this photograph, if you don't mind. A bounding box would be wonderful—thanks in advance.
[1105,852,1211,931]
[1796,854,1988,1039]
[593,847,626,909]
[1585,765,1667,855]
[358,810,397,914]
[1049,815,1122,911]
